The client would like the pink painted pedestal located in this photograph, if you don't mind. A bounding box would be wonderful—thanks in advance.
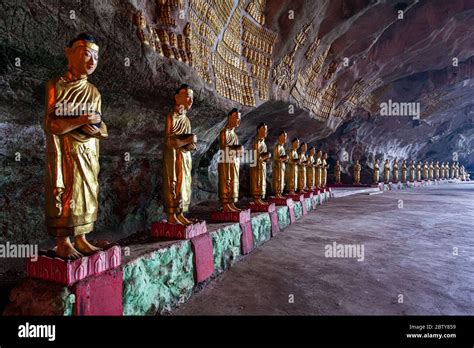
[211,209,253,255]
[27,245,122,286]
[26,245,123,315]
[248,202,279,237]
[269,197,295,224]
[74,268,123,316]
[288,193,307,215]
[190,233,214,283]
[150,220,207,239]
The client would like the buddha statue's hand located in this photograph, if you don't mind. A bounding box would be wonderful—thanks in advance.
[84,112,101,125]
[80,124,100,135]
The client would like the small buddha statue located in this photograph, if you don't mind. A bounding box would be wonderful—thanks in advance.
[315,149,323,188]
[423,161,429,180]
[250,122,271,205]
[373,159,380,184]
[272,130,288,199]
[455,161,460,179]
[286,138,300,195]
[428,161,434,180]
[163,84,197,225]
[334,160,341,184]
[307,147,316,190]
[353,160,361,185]
[435,161,440,179]
[401,160,407,183]
[321,152,329,188]
[383,159,390,184]
[451,162,456,179]
[409,160,416,182]
[392,158,399,183]
[416,161,422,181]
[297,142,308,192]
[218,108,243,212]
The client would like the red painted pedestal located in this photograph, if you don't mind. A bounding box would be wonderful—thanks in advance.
[190,233,214,283]
[211,209,253,255]
[26,245,122,286]
[26,246,123,316]
[151,220,207,239]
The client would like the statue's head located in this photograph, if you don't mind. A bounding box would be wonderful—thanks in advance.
[316,149,322,158]
[291,137,299,149]
[322,152,327,159]
[278,130,287,144]
[227,108,241,128]
[65,33,99,77]
[336,160,340,165]
[299,142,307,152]
[356,159,359,164]
[175,84,194,112]
[257,122,267,138]
[309,147,315,155]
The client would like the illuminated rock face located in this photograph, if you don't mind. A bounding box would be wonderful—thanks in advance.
[0,0,473,249]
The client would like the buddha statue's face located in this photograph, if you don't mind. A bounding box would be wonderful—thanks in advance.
[66,41,99,77]
[175,88,193,112]
[300,143,307,152]
[278,132,287,144]
[356,160,359,164]
[316,150,322,158]
[309,147,315,156]
[228,111,241,128]
[291,139,299,150]
[257,124,267,139]
[322,153,327,160]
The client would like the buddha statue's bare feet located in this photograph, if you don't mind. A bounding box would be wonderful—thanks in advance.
[177,213,193,225]
[56,237,83,260]
[223,203,234,212]
[168,213,184,225]
[74,235,101,256]
[275,193,284,199]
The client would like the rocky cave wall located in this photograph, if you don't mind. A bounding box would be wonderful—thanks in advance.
[1,0,473,250]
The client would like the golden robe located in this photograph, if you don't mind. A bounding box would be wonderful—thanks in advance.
[306,155,315,188]
[286,149,299,193]
[218,127,239,203]
[435,164,440,179]
[416,164,422,181]
[250,138,267,198]
[315,157,322,188]
[163,111,193,214]
[272,144,286,195]
[401,163,407,182]
[353,163,361,184]
[297,153,307,191]
[384,164,390,183]
[423,164,429,180]
[392,163,399,182]
[409,164,415,181]
[44,76,107,237]
[373,163,380,183]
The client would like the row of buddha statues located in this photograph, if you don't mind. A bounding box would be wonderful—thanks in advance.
[42,33,469,259]
[368,159,469,185]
